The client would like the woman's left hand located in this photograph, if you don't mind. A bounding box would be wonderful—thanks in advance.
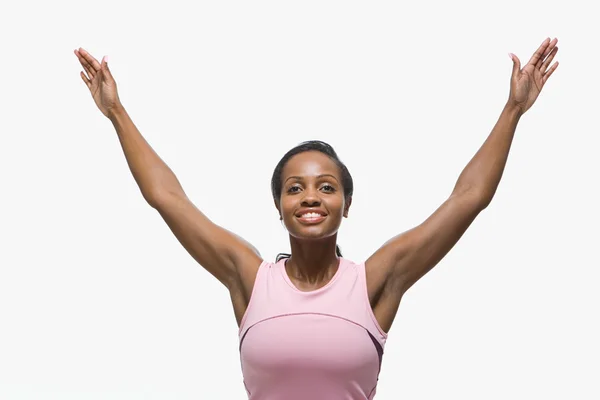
[508,37,559,114]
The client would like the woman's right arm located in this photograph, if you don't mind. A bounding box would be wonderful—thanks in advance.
[75,48,262,289]
[110,107,262,288]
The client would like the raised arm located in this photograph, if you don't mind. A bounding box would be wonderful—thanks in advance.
[367,38,559,325]
[75,48,262,289]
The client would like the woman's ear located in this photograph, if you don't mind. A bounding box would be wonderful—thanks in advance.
[343,196,352,218]
[274,199,282,220]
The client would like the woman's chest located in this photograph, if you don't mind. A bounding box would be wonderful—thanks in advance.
[241,314,380,378]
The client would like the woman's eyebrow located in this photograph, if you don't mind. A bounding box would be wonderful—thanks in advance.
[284,174,339,184]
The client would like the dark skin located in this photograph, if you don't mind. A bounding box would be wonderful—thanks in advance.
[277,151,350,290]
[75,37,558,334]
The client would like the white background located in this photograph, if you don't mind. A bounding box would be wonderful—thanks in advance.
[1,1,598,399]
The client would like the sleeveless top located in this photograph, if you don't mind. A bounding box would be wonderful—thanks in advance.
[238,257,388,399]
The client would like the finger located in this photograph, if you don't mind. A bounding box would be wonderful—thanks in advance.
[80,71,91,89]
[527,37,551,67]
[75,49,97,80]
[536,38,558,69]
[540,46,558,72]
[510,53,521,78]
[100,56,114,83]
[82,61,96,81]
[76,47,102,72]
[76,48,100,73]
[542,61,559,85]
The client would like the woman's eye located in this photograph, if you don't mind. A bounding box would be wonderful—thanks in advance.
[287,184,334,193]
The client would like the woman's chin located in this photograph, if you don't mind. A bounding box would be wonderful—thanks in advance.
[288,227,337,241]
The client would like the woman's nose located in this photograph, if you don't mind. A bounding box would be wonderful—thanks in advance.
[301,188,320,206]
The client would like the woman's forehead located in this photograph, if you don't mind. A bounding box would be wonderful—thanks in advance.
[282,151,340,178]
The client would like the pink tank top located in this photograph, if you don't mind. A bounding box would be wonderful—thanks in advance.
[238,257,388,399]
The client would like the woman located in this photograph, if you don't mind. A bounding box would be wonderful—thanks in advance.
[74,37,559,399]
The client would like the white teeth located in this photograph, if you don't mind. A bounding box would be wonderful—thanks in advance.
[301,212,322,218]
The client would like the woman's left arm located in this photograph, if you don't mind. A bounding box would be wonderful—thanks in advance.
[368,37,559,298]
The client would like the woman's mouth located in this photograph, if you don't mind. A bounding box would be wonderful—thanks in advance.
[297,212,326,224]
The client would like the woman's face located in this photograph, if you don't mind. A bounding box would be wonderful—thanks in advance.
[278,151,350,241]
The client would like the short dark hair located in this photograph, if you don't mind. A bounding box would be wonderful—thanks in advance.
[271,140,353,262]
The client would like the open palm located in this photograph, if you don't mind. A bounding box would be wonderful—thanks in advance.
[74,48,122,118]
[508,37,559,114]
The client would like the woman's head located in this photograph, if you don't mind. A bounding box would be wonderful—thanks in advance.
[271,141,353,258]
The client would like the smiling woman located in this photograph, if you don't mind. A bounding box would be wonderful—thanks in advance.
[75,36,559,399]
[270,140,353,262]
[236,141,389,398]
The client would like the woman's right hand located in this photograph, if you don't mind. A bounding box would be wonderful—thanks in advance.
[74,48,123,118]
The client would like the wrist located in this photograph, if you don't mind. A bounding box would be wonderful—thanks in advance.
[108,104,127,123]
[504,101,525,119]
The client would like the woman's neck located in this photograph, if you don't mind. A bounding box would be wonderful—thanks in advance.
[285,238,340,285]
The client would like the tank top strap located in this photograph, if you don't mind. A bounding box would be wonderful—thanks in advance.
[238,259,270,337]
[356,260,389,346]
